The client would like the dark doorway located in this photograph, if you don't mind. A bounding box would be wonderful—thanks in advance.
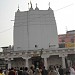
[31,56,44,69]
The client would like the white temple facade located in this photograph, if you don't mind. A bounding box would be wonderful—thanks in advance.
[14,3,58,51]
[0,3,75,70]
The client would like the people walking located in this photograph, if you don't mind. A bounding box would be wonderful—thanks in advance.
[18,67,23,75]
[34,68,42,75]
[58,66,63,75]
[48,67,57,75]
[69,63,75,75]
[8,68,15,75]
[29,66,34,75]
[22,67,29,75]
[0,69,4,75]
[42,66,48,75]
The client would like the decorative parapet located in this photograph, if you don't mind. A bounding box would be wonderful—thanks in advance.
[0,48,75,59]
[59,53,67,57]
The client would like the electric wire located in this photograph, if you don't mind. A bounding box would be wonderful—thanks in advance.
[0,27,13,34]
[0,3,73,34]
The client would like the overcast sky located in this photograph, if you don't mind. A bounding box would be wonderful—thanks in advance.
[0,0,75,50]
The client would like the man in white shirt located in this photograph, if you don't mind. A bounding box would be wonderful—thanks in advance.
[70,63,75,75]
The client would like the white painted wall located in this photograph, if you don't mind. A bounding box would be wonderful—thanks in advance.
[14,8,59,51]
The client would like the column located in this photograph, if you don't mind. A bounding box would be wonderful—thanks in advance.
[8,60,11,69]
[62,56,66,68]
[41,54,49,70]
[22,57,30,68]
[5,58,11,69]
[67,60,71,67]
[44,57,47,70]
[26,58,28,67]
[59,54,67,69]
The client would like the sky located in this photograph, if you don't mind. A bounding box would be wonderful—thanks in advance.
[0,0,75,50]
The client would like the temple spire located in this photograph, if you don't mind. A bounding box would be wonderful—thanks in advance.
[28,3,29,10]
[30,1,32,8]
[36,3,37,7]
[35,3,39,10]
[17,4,20,12]
[29,1,33,10]
[48,2,52,10]
[49,2,50,8]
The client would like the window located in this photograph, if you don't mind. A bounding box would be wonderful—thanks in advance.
[62,39,65,42]
[71,38,74,43]
[35,45,37,48]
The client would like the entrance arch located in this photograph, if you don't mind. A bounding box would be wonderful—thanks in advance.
[31,56,44,68]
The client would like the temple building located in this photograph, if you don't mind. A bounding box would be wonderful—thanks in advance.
[0,3,75,70]
[14,3,58,51]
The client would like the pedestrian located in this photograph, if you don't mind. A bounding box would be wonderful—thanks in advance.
[8,68,15,75]
[34,68,40,75]
[69,63,75,75]
[0,69,4,75]
[29,66,34,75]
[58,66,63,75]
[48,67,57,75]
[42,66,48,75]
[55,66,60,75]
[18,67,23,75]
[22,67,29,75]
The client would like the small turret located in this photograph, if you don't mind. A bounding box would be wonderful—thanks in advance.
[35,3,39,10]
[29,1,33,10]
[48,2,52,10]
[17,5,20,12]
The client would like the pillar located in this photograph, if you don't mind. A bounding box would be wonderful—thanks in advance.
[41,54,49,70]
[26,58,28,67]
[22,57,30,68]
[59,54,67,69]
[62,56,66,68]
[44,57,47,70]
[5,58,11,69]
[67,60,72,67]
[8,60,11,69]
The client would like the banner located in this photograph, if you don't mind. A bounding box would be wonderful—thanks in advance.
[65,42,75,48]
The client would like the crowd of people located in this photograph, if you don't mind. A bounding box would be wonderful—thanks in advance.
[0,64,75,75]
